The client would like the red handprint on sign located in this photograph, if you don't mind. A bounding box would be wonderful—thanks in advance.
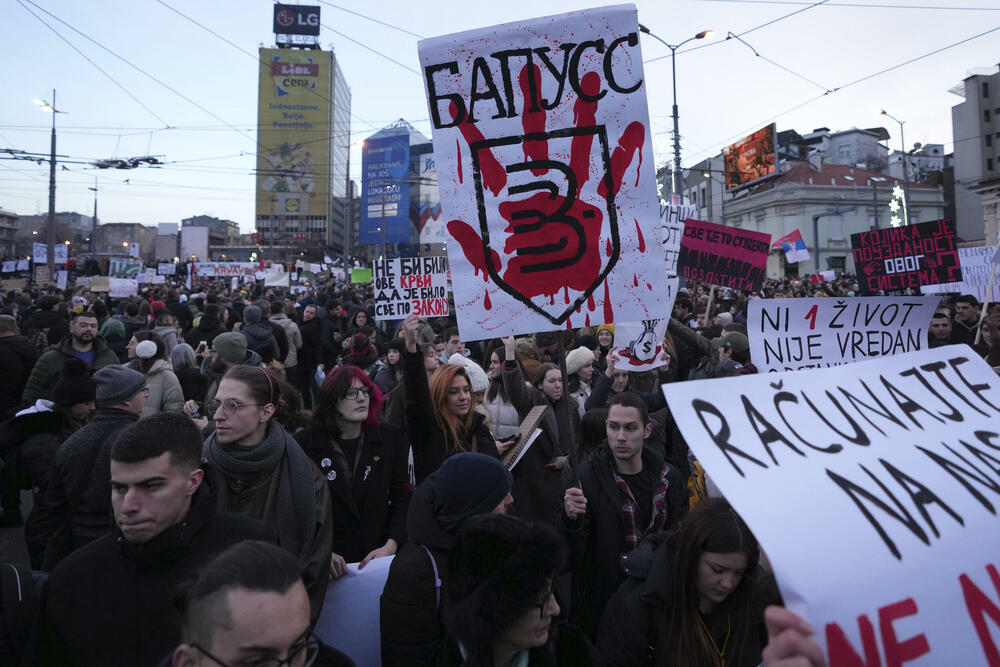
[446,65,645,325]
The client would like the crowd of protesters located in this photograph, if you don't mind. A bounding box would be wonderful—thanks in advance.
[0,269,995,666]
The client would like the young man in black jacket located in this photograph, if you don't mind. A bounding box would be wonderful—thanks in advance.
[27,412,272,667]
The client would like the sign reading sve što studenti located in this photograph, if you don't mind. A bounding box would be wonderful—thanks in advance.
[851,219,962,295]
[373,256,450,321]
[418,5,669,341]
[676,218,770,291]
[663,346,1000,665]
[748,296,940,372]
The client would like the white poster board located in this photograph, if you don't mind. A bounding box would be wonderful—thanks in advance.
[17,259,29,271]
[373,256,450,321]
[157,262,176,275]
[56,270,67,290]
[921,245,1000,303]
[660,203,694,276]
[109,278,138,298]
[747,296,940,372]
[613,318,670,371]
[193,262,256,277]
[419,5,668,340]
[265,272,290,288]
[2,260,16,273]
[663,345,1000,665]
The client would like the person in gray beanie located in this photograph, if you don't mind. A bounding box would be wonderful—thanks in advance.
[380,453,513,664]
[30,364,148,571]
[194,331,261,406]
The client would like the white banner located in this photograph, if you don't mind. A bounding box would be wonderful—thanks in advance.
[157,262,177,275]
[663,346,1000,665]
[194,262,256,277]
[16,259,29,271]
[419,5,668,340]
[747,296,940,372]
[32,242,66,264]
[921,245,1000,303]
[265,272,290,288]
[1,260,15,273]
[659,203,694,276]
[56,270,67,290]
[109,278,138,298]
[374,256,450,321]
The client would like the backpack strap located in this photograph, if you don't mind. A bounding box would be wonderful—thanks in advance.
[420,544,442,611]
[0,562,36,661]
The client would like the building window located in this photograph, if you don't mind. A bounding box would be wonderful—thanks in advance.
[988,158,995,172]
[988,135,994,148]
[988,109,993,122]
[984,82,991,98]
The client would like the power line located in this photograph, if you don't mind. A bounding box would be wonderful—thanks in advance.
[698,0,1000,10]
[724,32,834,93]
[320,22,421,75]
[316,0,425,39]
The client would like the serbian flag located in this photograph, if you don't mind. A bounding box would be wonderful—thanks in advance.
[773,230,810,263]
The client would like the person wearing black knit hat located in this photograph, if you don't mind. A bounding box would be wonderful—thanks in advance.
[437,513,597,666]
[380,453,514,665]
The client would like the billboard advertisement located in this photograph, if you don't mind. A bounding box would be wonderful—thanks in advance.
[273,4,320,36]
[723,123,778,191]
[361,130,410,245]
[411,143,445,244]
[256,48,330,219]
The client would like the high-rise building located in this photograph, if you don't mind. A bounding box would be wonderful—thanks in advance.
[950,65,1000,243]
[254,46,351,260]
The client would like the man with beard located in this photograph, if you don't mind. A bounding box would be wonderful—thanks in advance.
[21,310,119,404]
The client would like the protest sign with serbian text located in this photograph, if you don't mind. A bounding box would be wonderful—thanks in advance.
[748,296,940,372]
[157,262,176,275]
[663,346,1000,665]
[851,219,961,295]
[193,262,256,277]
[374,256,449,321]
[921,244,1000,303]
[660,203,694,276]
[677,218,770,291]
[418,5,668,340]
[109,278,138,298]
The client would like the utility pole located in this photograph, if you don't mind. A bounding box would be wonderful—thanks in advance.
[89,178,98,251]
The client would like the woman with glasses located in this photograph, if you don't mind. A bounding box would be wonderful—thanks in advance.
[295,365,410,579]
[400,313,508,483]
[202,365,334,622]
[437,513,597,666]
[596,498,775,667]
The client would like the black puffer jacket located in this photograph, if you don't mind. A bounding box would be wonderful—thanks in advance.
[27,470,273,667]
[380,474,454,666]
[20,310,69,350]
[240,322,277,363]
[0,334,37,417]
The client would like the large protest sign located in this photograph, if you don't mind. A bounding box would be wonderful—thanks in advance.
[851,219,961,295]
[659,203,694,276]
[748,296,940,372]
[921,244,1000,303]
[109,278,138,298]
[419,5,668,340]
[663,346,1000,665]
[109,258,143,278]
[2,260,16,273]
[193,262,256,277]
[676,218,770,290]
[31,242,67,265]
[157,262,176,275]
[373,256,449,321]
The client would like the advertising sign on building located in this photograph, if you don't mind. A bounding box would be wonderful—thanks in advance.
[412,145,445,244]
[273,4,320,36]
[723,123,778,191]
[418,5,669,340]
[851,218,961,295]
[362,130,410,245]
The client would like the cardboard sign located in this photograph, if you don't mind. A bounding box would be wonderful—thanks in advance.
[663,346,1000,665]
[921,245,1000,303]
[1,279,26,291]
[659,203,694,276]
[851,219,961,295]
[109,278,138,298]
[677,218,770,291]
[748,296,940,372]
[350,268,372,284]
[157,262,177,275]
[419,5,669,340]
[373,256,449,321]
[89,276,110,293]
[33,265,50,284]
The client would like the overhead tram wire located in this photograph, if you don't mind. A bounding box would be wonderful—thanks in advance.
[319,22,421,75]
[679,22,1000,167]
[316,1,425,39]
[698,1,1000,11]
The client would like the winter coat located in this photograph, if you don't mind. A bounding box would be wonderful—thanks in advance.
[0,333,38,417]
[296,422,410,563]
[33,408,141,571]
[597,537,767,667]
[585,373,667,413]
[20,309,69,351]
[373,364,402,395]
[164,298,193,332]
[141,358,185,417]
[482,389,520,440]
[151,325,179,355]
[176,365,207,403]
[21,335,120,405]
[183,317,226,350]
[298,317,323,371]
[270,313,303,367]
[240,321,278,363]
[402,348,501,483]
[26,470,273,667]
[560,445,688,637]
[380,474,455,666]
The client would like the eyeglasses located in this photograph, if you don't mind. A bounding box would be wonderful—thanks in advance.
[191,632,320,667]
[344,387,372,401]
[206,398,268,417]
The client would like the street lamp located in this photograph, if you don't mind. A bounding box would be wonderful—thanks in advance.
[879,109,911,217]
[639,25,714,201]
[33,90,64,278]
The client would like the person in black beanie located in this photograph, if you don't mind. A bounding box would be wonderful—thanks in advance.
[380,453,514,665]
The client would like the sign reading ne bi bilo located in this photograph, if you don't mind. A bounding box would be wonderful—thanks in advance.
[664,346,1000,665]
[374,256,449,321]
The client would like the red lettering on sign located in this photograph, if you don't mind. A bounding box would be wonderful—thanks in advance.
[400,275,431,289]
[960,564,1000,666]
[826,597,929,667]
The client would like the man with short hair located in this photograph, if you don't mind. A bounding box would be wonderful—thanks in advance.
[438,326,467,363]
[31,365,149,570]
[22,311,120,403]
[171,540,353,667]
[298,303,323,409]
[929,311,953,348]
[269,300,303,384]
[196,331,262,405]
[562,392,687,636]
[952,295,981,347]
[28,412,272,666]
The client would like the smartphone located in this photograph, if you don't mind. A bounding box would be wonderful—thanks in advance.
[197,341,207,352]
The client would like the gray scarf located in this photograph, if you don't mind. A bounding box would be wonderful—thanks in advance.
[204,422,317,559]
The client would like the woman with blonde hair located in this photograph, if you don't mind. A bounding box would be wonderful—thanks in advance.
[400,314,510,483]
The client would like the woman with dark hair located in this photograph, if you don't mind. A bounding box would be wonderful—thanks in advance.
[201,365,334,621]
[400,313,506,483]
[482,344,519,441]
[564,346,595,416]
[373,338,405,394]
[276,380,311,434]
[127,331,184,417]
[437,513,596,666]
[295,365,409,578]
[597,498,772,666]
